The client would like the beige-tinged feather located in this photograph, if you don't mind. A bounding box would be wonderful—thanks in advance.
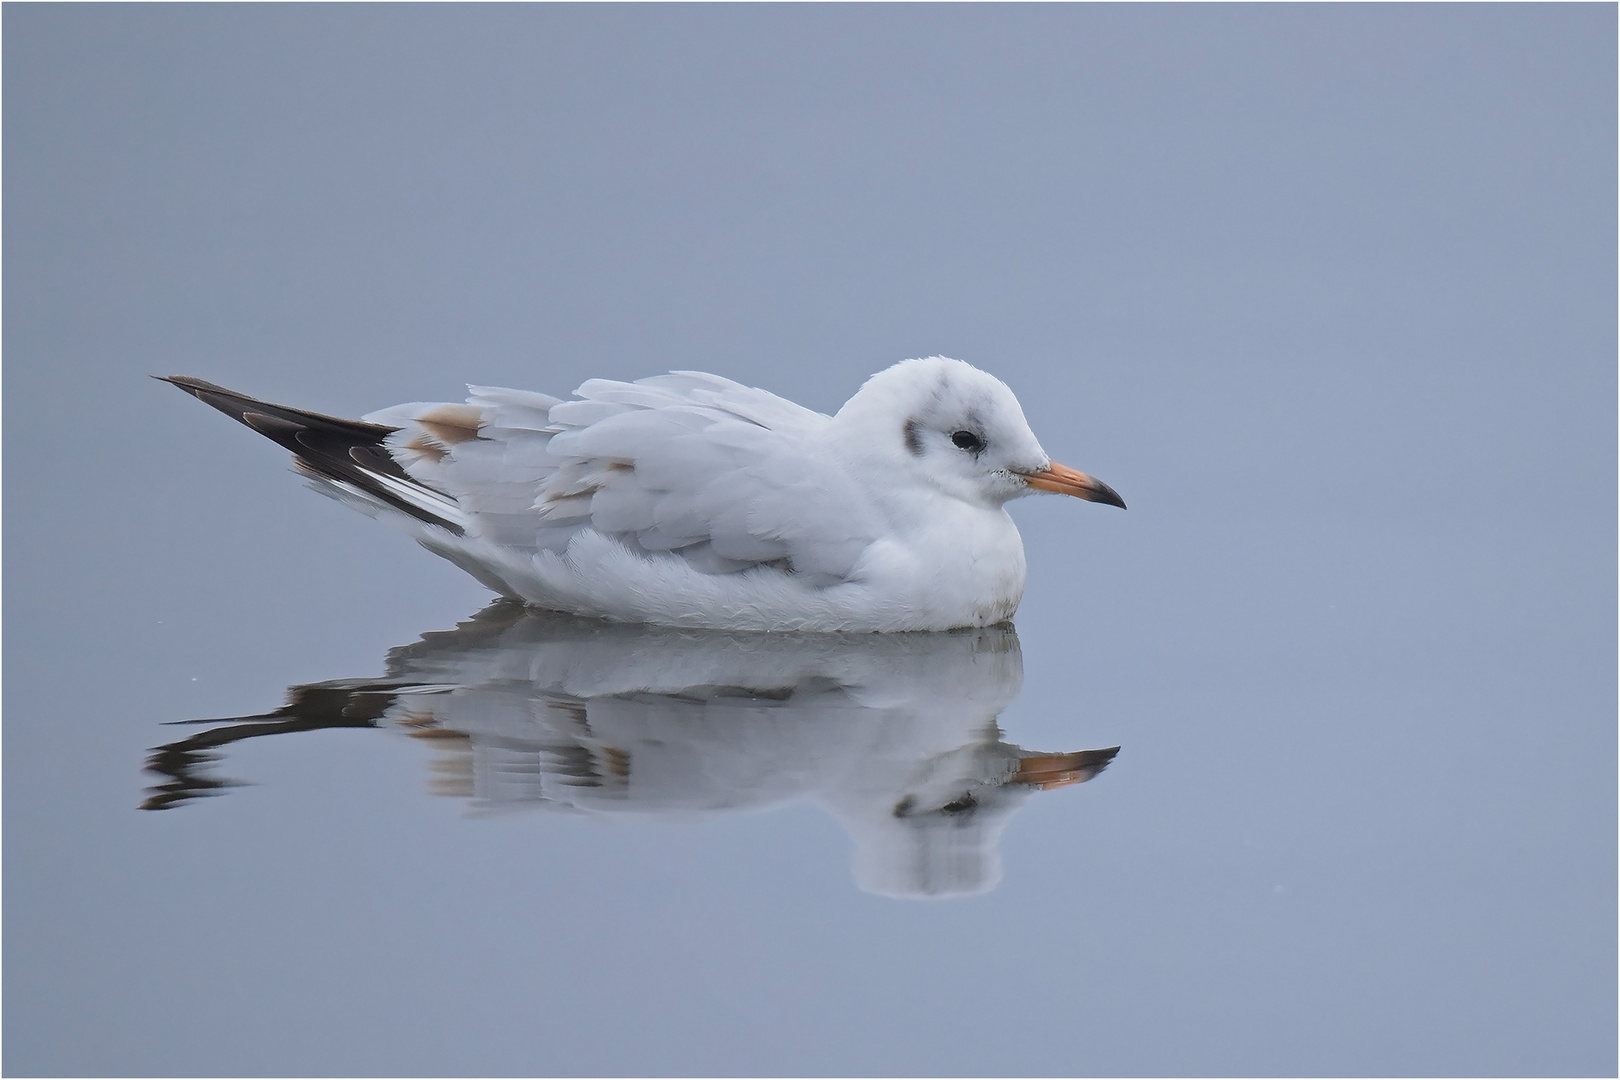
[417,404,484,446]
[403,434,448,463]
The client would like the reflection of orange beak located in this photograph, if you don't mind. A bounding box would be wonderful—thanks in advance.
[1018,461,1126,508]
[1011,747,1121,790]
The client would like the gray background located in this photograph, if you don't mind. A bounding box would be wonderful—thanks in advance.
[5,5,1614,1076]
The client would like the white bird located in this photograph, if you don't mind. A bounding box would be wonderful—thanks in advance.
[163,357,1124,631]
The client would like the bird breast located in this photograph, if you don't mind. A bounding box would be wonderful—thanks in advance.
[855,501,1028,628]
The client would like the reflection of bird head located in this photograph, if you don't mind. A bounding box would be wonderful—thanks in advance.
[826,735,1120,900]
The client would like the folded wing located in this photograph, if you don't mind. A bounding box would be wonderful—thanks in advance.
[368,371,882,586]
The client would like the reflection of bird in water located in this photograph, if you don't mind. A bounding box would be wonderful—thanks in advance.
[145,604,1119,898]
[161,356,1123,631]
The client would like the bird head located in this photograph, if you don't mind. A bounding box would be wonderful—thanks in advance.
[834,356,1125,510]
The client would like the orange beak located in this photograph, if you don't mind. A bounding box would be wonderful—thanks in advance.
[1019,461,1126,508]
[1011,747,1121,790]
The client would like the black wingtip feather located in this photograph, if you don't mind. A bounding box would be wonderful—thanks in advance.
[159,375,396,438]
[161,374,465,535]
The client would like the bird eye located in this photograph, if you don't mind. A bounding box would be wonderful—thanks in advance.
[951,430,985,453]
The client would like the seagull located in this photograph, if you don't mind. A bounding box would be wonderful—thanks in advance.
[163,357,1124,631]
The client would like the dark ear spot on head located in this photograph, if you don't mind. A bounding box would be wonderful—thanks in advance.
[903,418,923,456]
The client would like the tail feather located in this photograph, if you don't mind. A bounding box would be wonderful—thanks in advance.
[160,375,466,535]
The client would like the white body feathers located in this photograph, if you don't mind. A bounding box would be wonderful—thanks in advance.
[200,357,1102,632]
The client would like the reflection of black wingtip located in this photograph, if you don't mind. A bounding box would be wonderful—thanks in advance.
[163,712,283,727]
[139,688,403,810]
[140,747,250,810]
